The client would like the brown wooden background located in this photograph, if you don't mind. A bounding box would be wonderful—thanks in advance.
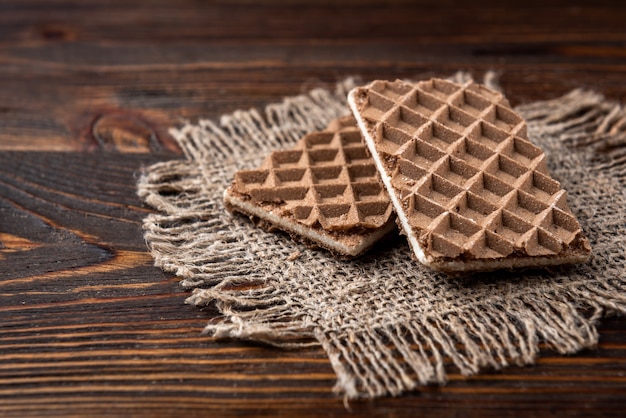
[1,1,625,416]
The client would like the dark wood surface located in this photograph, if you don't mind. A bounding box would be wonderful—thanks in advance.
[1,1,625,416]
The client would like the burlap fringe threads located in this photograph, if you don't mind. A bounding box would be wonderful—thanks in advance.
[138,73,626,400]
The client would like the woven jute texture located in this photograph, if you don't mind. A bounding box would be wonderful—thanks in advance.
[137,73,626,399]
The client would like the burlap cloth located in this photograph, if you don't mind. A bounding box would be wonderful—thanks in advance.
[137,73,626,399]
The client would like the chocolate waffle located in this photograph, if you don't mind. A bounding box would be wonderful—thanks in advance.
[348,78,591,272]
[224,116,396,257]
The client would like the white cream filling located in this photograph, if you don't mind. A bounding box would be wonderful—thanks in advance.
[224,189,394,257]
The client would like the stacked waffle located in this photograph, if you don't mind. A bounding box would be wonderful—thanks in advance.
[224,116,396,257]
[225,78,591,273]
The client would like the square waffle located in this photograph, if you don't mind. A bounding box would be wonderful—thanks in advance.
[224,116,396,257]
[348,78,591,272]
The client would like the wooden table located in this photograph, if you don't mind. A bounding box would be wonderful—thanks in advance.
[1,1,625,416]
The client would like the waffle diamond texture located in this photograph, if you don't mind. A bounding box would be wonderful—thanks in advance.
[231,116,392,231]
[355,78,586,260]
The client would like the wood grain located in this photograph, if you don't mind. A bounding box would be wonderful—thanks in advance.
[0,1,625,416]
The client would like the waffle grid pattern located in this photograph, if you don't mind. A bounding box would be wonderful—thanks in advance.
[232,117,392,231]
[359,79,582,259]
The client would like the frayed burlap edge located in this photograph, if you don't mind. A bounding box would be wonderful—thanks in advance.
[137,73,626,400]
